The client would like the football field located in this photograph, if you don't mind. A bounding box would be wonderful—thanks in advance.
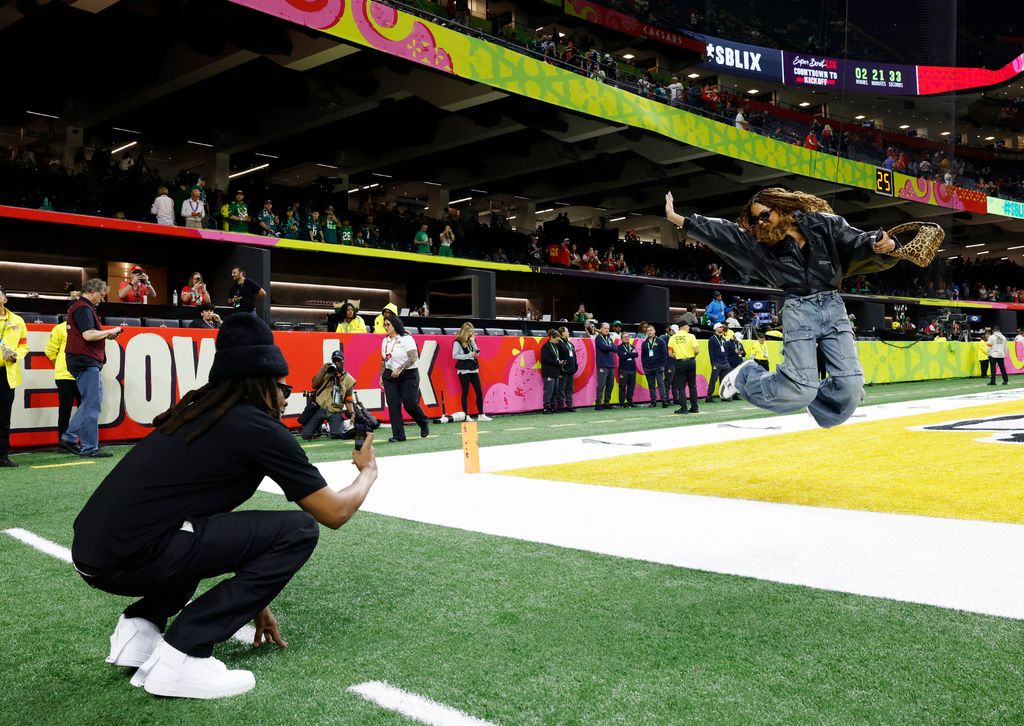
[2,378,1023,724]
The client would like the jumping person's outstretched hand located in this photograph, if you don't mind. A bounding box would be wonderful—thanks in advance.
[872,231,896,254]
[253,606,287,649]
[664,191,686,227]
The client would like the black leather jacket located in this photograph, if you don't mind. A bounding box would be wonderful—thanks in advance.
[683,211,898,296]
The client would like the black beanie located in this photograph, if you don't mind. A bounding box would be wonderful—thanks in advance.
[208,314,289,384]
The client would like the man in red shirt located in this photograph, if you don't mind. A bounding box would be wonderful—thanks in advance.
[558,238,571,267]
[545,239,561,266]
[118,265,157,304]
[803,131,819,151]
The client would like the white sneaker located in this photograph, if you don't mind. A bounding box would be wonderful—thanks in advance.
[719,360,759,401]
[476,413,492,421]
[131,639,255,699]
[106,615,161,668]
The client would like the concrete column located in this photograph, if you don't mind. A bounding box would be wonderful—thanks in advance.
[514,199,536,232]
[210,152,231,193]
[428,186,450,218]
[660,219,681,249]
[64,125,84,169]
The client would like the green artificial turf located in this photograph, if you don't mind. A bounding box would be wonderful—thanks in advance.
[1,376,1022,724]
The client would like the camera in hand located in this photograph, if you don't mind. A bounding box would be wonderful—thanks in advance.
[351,393,380,450]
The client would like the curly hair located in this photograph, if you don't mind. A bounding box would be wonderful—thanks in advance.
[737,188,834,238]
[153,377,282,444]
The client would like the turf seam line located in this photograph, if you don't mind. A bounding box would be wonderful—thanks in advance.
[31,461,98,469]
[347,680,497,726]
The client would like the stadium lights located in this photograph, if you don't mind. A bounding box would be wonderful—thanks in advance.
[254,152,279,159]
[111,141,137,154]
[940,131,951,136]
[747,89,760,94]
[965,244,985,248]
[187,140,214,147]
[424,181,442,186]
[984,136,995,141]
[514,195,530,200]
[1007,245,1024,250]
[947,256,958,260]
[594,206,608,211]
[537,208,555,214]
[798,102,811,107]
[854,115,866,120]
[26,110,59,119]
[609,216,627,222]
[507,215,517,220]
[623,54,635,60]
[112,127,140,134]
[977,250,990,255]
[471,188,488,193]
[558,32,565,37]
[450,196,473,204]
[228,163,269,179]
[1001,257,1009,260]
[316,163,339,169]
[373,172,393,178]
[899,124,910,129]
[687,73,700,79]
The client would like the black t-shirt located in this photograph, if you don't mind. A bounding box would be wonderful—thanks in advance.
[229,278,262,312]
[72,403,327,570]
[67,303,102,374]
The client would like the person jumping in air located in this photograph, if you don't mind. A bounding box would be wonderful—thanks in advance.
[665,187,901,428]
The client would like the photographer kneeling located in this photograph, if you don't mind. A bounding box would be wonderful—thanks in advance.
[300,348,355,440]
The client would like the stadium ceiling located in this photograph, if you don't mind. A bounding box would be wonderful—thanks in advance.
[1,0,1022,256]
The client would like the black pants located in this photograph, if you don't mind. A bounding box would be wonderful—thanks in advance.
[618,371,636,404]
[674,359,698,409]
[755,359,770,371]
[596,367,614,407]
[543,376,560,411]
[663,363,675,402]
[706,363,732,400]
[300,409,344,439]
[560,372,574,409]
[980,359,990,378]
[0,375,13,459]
[990,357,1008,384]
[458,372,483,415]
[75,510,318,658]
[56,379,80,439]
[382,369,428,439]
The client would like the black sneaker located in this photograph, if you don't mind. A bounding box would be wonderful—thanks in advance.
[420,423,430,438]
[80,449,113,458]
[688,408,700,414]
[673,407,688,414]
[0,458,17,467]
[59,439,81,455]
[661,402,669,408]
[388,437,406,443]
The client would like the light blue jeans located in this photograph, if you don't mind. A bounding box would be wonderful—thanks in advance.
[735,290,862,428]
[63,367,103,453]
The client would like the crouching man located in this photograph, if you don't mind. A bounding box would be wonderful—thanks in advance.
[71,314,377,699]
[301,348,356,440]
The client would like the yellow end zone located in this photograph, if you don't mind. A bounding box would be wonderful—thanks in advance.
[499,399,1024,524]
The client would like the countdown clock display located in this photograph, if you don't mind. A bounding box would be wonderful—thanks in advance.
[846,60,919,95]
[875,168,895,197]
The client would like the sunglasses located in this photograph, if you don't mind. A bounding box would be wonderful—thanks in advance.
[276,382,293,399]
[754,209,773,224]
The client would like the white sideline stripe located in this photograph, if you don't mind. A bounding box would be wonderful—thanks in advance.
[4,528,255,645]
[4,527,73,563]
[348,681,497,726]
[256,388,1024,619]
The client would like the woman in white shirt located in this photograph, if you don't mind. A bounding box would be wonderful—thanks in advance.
[451,323,491,422]
[150,186,174,226]
[380,317,430,442]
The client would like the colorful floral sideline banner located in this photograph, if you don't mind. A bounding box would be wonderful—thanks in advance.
[10,326,1021,448]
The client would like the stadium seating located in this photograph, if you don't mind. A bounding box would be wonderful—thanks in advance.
[21,314,59,324]
[103,317,142,327]
[442,327,462,335]
[419,327,442,335]
[143,318,180,328]
[485,328,507,337]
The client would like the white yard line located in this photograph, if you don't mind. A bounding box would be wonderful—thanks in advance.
[256,389,1024,620]
[348,681,497,726]
[4,528,256,644]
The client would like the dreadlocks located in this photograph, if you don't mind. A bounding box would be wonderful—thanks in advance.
[737,188,835,245]
[153,377,282,444]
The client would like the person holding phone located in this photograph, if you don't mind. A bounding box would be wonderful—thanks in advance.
[60,279,122,458]
[380,316,429,442]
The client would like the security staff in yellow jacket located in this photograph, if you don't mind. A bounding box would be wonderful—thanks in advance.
[976,331,991,378]
[46,321,81,440]
[0,285,29,467]
[373,302,399,334]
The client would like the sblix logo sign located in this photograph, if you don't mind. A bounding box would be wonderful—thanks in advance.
[706,42,761,71]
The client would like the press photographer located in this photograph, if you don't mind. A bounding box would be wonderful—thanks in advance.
[299,348,356,440]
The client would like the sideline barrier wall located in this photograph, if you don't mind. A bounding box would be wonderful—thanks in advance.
[10,326,1023,449]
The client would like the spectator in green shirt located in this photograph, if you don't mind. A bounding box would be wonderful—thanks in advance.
[306,210,323,242]
[340,219,354,245]
[415,223,431,254]
[322,206,339,244]
[257,200,279,237]
[227,191,250,234]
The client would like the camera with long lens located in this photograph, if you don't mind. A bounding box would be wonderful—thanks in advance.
[351,393,380,450]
